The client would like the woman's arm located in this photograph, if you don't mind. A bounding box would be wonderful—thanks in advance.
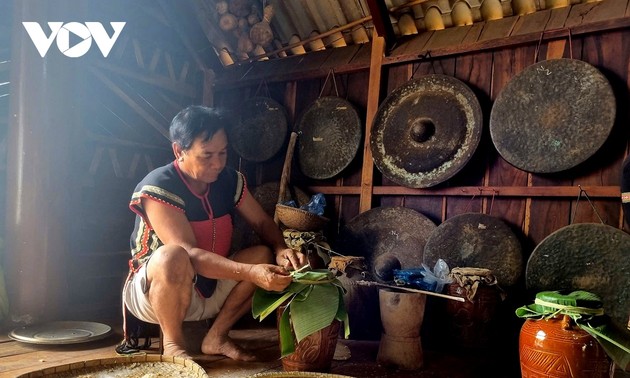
[236,193,307,270]
[142,197,290,290]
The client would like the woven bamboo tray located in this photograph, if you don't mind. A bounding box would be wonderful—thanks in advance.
[16,354,208,377]
[276,204,329,231]
[248,372,354,378]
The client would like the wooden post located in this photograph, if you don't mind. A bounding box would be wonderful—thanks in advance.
[359,35,385,213]
[4,0,80,322]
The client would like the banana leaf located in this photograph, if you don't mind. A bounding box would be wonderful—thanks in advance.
[278,305,295,358]
[335,287,350,339]
[290,283,339,342]
[252,267,350,357]
[252,290,295,320]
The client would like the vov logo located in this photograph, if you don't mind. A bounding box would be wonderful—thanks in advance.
[22,22,126,58]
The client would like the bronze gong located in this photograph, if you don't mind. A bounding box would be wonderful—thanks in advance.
[526,223,630,330]
[370,74,483,188]
[333,206,437,340]
[230,97,288,162]
[423,213,523,287]
[490,59,615,173]
[296,97,362,180]
[335,206,438,283]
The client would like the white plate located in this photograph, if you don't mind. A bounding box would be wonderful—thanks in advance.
[8,321,112,345]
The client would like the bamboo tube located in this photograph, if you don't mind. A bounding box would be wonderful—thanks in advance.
[424,7,445,30]
[480,0,504,20]
[326,30,347,47]
[397,13,418,35]
[308,30,326,51]
[512,0,537,15]
[218,47,234,66]
[252,44,269,60]
[273,39,288,57]
[288,34,307,55]
[452,2,474,26]
[246,16,371,62]
[351,25,370,44]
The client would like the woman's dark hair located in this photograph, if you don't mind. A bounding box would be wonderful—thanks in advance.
[169,105,230,150]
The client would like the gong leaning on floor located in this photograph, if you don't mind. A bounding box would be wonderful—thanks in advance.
[230,97,288,162]
[296,97,362,180]
[370,74,483,188]
[333,206,437,340]
[423,213,523,287]
[526,223,630,330]
[490,59,616,173]
[335,206,438,282]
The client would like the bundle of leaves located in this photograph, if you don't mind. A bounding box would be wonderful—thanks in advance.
[252,268,350,357]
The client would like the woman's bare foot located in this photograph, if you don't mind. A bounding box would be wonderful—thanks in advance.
[201,333,257,361]
[162,341,192,359]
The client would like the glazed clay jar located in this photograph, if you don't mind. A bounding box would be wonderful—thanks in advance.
[277,306,340,373]
[519,314,611,377]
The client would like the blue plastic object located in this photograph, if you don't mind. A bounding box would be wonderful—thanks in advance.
[300,193,326,216]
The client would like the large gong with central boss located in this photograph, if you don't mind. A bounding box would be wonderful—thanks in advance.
[370,74,483,188]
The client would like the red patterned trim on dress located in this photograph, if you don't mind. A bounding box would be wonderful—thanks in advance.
[130,193,186,213]
[622,192,630,203]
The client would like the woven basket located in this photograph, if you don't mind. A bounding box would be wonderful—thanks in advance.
[17,355,208,377]
[276,204,329,231]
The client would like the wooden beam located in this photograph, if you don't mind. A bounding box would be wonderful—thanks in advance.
[156,0,208,72]
[359,35,385,213]
[385,16,630,66]
[214,15,630,89]
[94,61,196,98]
[90,67,171,141]
[85,131,169,150]
[365,0,396,51]
[307,185,621,198]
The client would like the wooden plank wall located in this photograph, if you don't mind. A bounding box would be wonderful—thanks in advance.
[215,26,630,293]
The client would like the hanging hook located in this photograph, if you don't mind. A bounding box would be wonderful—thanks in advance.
[571,185,605,224]
[534,28,574,63]
[533,31,545,63]
[488,189,498,216]
[254,78,270,98]
[463,191,478,213]
[413,51,435,78]
[567,28,573,59]
[318,69,339,98]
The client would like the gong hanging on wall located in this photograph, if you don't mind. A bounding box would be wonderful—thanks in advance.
[370,74,483,188]
[296,97,362,180]
[230,97,288,162]
[490,59,615,173]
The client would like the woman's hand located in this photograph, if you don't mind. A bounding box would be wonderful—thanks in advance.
[251,264,292,291]
[276,248,308,271]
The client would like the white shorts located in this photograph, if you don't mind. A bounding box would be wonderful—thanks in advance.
[123,262,238,324]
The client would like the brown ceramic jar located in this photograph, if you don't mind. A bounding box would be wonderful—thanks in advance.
[519,314,611,377]
[277,306,340,372]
